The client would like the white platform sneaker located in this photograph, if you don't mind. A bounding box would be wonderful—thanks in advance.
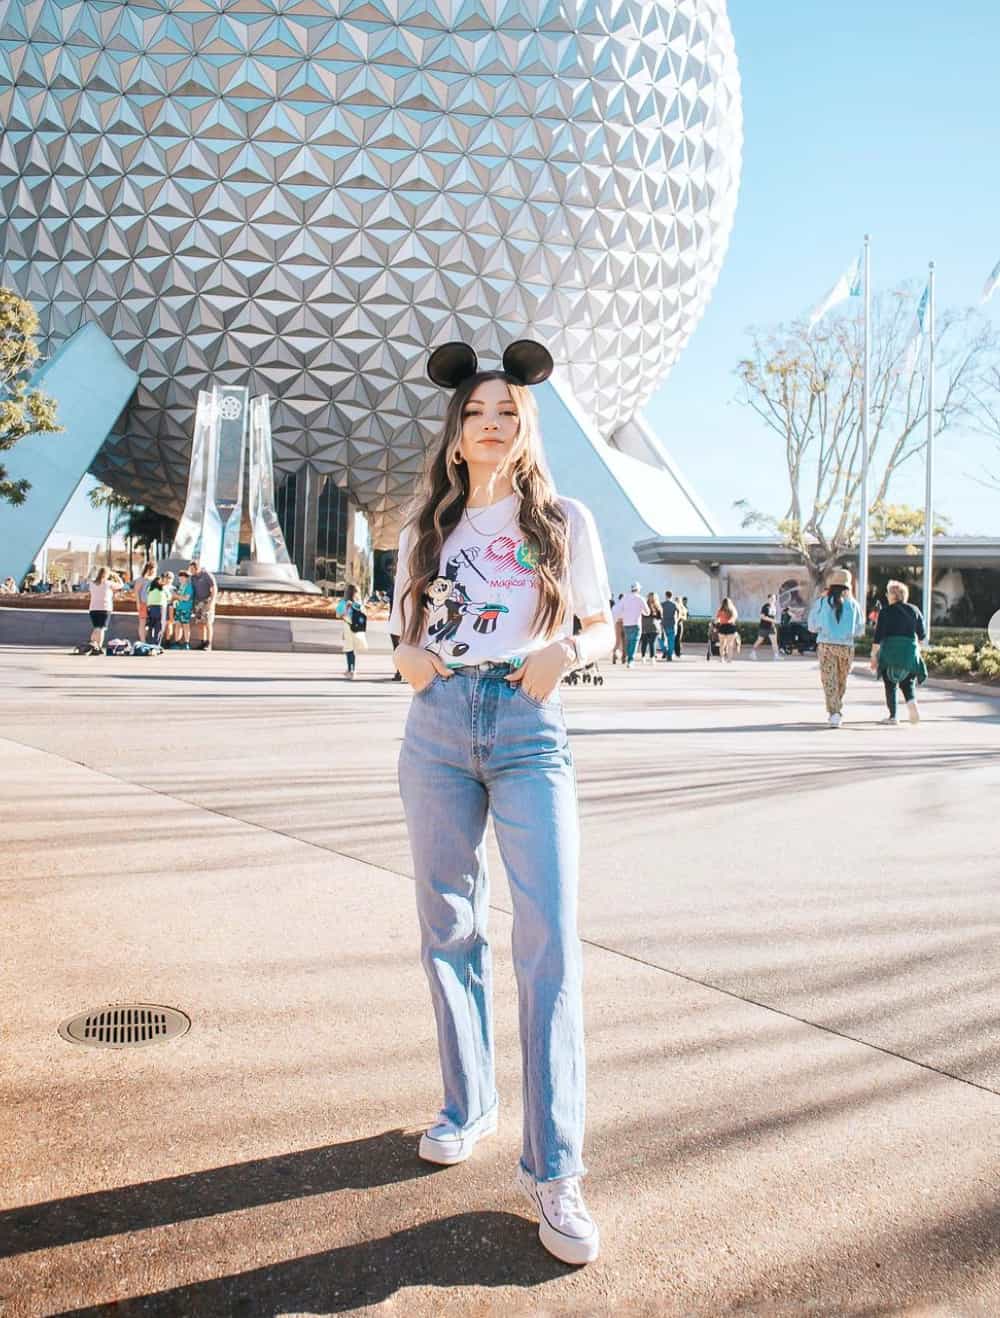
[416,1112,498,1165]
[515,1166,600,1265]
[418,1108,498,1165]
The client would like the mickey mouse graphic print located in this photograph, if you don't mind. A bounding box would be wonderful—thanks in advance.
[390,492,610,667]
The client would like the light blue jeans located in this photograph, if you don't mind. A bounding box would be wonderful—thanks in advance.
[398,664,586,1182]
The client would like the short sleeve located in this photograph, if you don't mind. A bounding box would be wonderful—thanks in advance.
[562,499,612,622]
[388,525,412,637]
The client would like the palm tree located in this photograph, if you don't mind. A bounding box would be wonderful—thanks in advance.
[128,506,179,563]
[87,484,132,567]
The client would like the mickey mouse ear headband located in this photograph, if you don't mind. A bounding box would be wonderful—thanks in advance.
[426,342,478,389]
[427,339,554,389]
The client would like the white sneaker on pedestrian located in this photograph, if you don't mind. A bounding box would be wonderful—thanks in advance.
[906,700,921,724]
[829,712,842,728]
[880,715,899,725]
[750,649,757,661]
[418,1108,498,1165]
[515,1165,600,1265]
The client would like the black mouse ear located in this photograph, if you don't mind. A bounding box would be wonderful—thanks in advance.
[502,339,553,386]
[427,342,478,389]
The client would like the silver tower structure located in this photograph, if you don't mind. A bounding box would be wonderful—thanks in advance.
[0,0,742,578]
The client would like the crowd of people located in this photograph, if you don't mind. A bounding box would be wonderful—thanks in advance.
[81,558,219,654]
[604,573,928,729]
[610,585,689,664]
[10,555,934,727]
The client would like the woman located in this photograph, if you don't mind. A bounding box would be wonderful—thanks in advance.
[145,576,167,645]
[86,567,118,653]
[807,568,865,727]
[639,592,662,663]
[714,597,739,663]
[335,584,366,679]
[674,595,689,657]
[390,340,613,1266]
[611,592,625,663]
[132,561,155,642]
[870,579,927,724]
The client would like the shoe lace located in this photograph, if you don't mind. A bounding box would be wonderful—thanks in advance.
[540,1176,587,1225]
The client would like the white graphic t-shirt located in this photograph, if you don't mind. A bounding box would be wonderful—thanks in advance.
[389,494,611,666]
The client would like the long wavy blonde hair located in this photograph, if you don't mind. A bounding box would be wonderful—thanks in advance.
[398,371,568,644]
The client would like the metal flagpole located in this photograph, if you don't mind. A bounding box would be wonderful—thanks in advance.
[922,261,936,640]
[858,234,871,623]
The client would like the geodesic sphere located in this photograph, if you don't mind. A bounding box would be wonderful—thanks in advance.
[0,0,742,545]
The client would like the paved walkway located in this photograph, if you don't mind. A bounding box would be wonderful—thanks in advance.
[2,646,1000,1316]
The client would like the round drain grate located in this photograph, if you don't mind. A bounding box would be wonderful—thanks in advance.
[59,1004,191,1049]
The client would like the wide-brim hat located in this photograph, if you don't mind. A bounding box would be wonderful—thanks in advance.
[827,568,852,588]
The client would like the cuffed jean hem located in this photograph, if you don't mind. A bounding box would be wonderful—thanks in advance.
[442,1099,499,1133]
[519,1155,588,1184]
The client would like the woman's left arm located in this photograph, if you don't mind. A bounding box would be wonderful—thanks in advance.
[506,613,614,702]
[507,500,613,702]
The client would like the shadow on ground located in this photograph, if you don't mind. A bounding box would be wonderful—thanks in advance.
[61,1209,565,1315]
[1,1130,446,1258]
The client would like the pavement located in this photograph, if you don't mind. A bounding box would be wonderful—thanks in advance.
[2,645,1000,1317]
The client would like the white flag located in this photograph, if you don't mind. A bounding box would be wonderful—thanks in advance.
[807,253,863,329]
[899,284,930,377]
[982,257,1000,304]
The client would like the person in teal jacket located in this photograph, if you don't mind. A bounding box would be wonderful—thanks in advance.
[807,569,865,728]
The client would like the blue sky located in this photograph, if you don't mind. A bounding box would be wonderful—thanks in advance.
[57,0,1000,539]
[645,0,1000,535]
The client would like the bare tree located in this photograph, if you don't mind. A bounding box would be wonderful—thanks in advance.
[971,361,1000,489]
[734,288,997,583]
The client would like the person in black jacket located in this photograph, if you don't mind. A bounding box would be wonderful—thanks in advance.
[870,580,927,724]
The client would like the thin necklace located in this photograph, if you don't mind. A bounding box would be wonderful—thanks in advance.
[463,495,515,535]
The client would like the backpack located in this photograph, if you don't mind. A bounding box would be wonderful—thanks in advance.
[133,641,163,656]
[106,638,133,656]
[349,603,367,633]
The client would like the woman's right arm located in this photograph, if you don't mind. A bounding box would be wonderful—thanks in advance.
[389,527,453,690]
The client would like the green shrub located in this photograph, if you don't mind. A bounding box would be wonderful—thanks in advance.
[974,646,1000,679]
[931,643,975,659]
[927,627,988,649]
[678,618,710,642]
[924,646,974,677]
[683,618,785,645]
[939,654,974,677]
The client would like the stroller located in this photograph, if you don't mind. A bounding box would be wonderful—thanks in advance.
[561,614,605,686]
[562,661,604,687]
[707,619,741,661]
[778,620,817,655]
[706,620,719,660]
